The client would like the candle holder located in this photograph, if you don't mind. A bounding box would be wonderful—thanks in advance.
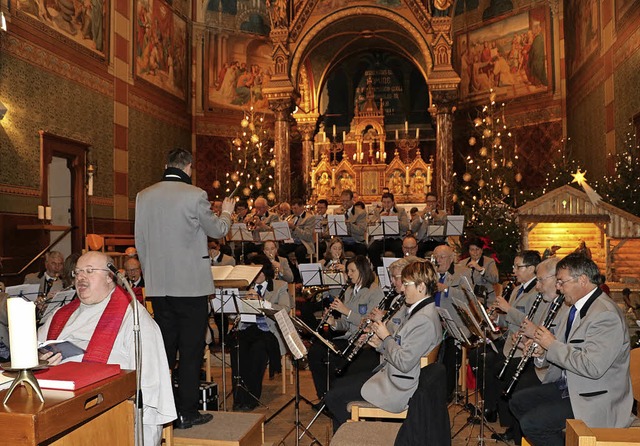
[2,360,48,404]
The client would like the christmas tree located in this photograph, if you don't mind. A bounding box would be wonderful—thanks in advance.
[223,105,276,204]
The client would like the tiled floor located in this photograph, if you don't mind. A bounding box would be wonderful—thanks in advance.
[206,350,510,445]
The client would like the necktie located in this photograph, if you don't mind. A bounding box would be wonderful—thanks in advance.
[564,305,577,341]
[256,284,263,297]
[515,286,524,300]
[344,209,350,220]
[44,278,54,295]
[435,273,446,307]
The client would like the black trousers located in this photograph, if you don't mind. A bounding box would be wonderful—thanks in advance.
[150,295,209,417]
[308,338,379,400]
[325,370,374,432]
[367,238,403,267]
[509,382,573,446]
[229,325,279,407]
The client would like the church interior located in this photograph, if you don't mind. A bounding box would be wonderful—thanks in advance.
[1,0,640,444]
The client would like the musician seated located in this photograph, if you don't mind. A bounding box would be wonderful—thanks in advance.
[125,257,145,287]
[367,192,410,267]
[208,239,236,266]
[241,197,280,258]
[278,198,315,264]
[401,235,419,258]
[233,200,249,223]
[319,237,347,274]
[509,253,635,446]
[315,199,330,259]
[416,193,448,257]
[325,260,443,431]
[336,190,367,257]
[308,255,384,401]
[38,251,176,446]
[230,255,291,411]
[262,240,294,283]
[25,251,65,325]
[457,237,499,306]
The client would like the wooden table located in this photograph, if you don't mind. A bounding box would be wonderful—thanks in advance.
[0,370,136,445]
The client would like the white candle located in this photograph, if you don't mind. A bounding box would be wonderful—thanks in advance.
[404,121,408,132]
[331,169,336,187]
[38,205,44,220]
[311,170,316,188]
[416,128,419,139]
[395,129,399,140]
[45,206,52,221]
[323,133,326,143]
[8,298,39,369]
[333,125,336,137]
[88,174,94,196]
[343,131,346,141]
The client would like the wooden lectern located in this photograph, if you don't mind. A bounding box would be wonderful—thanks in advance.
[0,370,135,445]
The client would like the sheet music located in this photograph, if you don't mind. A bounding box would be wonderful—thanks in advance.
[452,296,484,339]
[437,307,471,346]
[377,266,392,289]
[299,263,323,287]
[211,265,262,284]
[461,276,498,332]
[327,215,348,236]
[239,298,270,323]
[5,284,40,301]
[210,288,241,313]
[446,215,465,236]
[426,224,445,237]
[368,215,400,239]
[229,223,254,241]
[274,309,307,360]
[268,221,293,241]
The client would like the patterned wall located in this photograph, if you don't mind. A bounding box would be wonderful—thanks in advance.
[0,53,113,199]
[614,49,640,152]
[566,86,607,176]
[128,107,191,201]
[195,134,234,199]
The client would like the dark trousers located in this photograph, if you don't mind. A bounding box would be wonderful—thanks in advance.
[325,370,373,432]
[509,382,573,446]
[308,338,379,400]
[442,336,461,400]
[150,295,209,416]
[229,324,278,407]
[368,238,403,267]
[468,338,504,410]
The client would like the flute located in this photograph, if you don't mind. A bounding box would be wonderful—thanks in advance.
[503,294,565,396]
[497,292,544,380]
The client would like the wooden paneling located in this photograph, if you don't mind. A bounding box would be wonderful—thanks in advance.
[608,238,640,283]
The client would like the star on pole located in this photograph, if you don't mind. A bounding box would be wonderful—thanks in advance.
[571,169,602,206]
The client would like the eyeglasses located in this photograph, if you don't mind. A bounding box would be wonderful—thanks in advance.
[513,264,531,270]
[556,277,578,287]
[392,275,402,279]
[536,274,555,282]
[402,281,416,287]
[403,245,417,250]
[72,267,111,278]
[125,268,140,273]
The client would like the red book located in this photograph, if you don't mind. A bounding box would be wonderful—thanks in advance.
[34,361,121,391]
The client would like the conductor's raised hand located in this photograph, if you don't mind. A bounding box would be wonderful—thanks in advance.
[221,197,236,214]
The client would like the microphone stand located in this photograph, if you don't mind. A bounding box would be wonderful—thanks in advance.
[108,263,144,446]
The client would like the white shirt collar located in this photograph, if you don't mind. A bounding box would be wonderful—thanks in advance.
[573,287,598,313]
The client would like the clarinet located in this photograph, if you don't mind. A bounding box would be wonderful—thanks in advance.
[488,277,516,319]
[340,288,399,357]
[503,294,565,396]
[497,292,544,380]
[316,283,349,331]
[336,293,406,375]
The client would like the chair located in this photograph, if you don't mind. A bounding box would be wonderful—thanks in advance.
[630,347,640,404]
[565,419,640,446]
[86,234,105,252]
[332,363,451,446]
[349,343,441,421]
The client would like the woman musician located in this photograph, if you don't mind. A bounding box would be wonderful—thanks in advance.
[325,260,443,432]
[262,240,294,283]
[457,237,500,306]
[307,255,384,402]
[230,254,291,411]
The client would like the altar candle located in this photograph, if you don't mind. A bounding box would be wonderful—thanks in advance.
[37,205,44,220]
[416,128,420,139]
[45,206,52,221]
[331,169,336,187]
[405,166,410,183]
[404,121,408,132]
[311,170,316,188]
[333,125,336,137]
[88,174,94,196]
[8,297,39,369]
[323,133,326,143]
[395,130,399,140]
[343,131,346,141]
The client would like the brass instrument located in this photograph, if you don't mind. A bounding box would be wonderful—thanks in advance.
[497,292,544,380]
[316,283,349,331]
[503,294,565,396]
[337,291,406,375]
[301,285,332,303]
[340,287,400,357]
[244,210,260,230]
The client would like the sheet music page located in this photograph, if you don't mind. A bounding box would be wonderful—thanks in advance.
[274,309,307,360]
[5,284,40,301]
[446,215,465,236]
[211,265,262,284]
[229,223,254,241]
[377,266,392,289]
[271,221,292,241]
[299,263,323,287]
[327,215,348,236]
[50,289,76,304]
[210,289,241,313]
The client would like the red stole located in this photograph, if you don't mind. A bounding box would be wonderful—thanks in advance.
[47,286,131,363]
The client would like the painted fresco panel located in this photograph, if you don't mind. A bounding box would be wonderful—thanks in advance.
[15,0,107,55]
[135,0,188,99]
[456,6,551,103]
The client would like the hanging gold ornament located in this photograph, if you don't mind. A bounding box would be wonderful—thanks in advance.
[506,160,513,168]
[241,118,249,128]
[485,116,493,125]
[230,172,239,182]
[483,129,492,138]
[479,147,488,157]
[242,187,251,196]
[270,159,276,167]
[502,186,510,195]
[255,180,262,189]
[473,118,482,127]
[468,137,477,146]
[515,172,523,182]
[212,180,221,189]
[463,172,472,182]
[478,179,486,188]
[267,191,276,201]
[251,134,260,144]
[493,137,501,147]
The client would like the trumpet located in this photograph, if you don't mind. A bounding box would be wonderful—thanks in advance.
[301,285,332,303]
[337,291,405,375]
[316,283,349,331]
[497,292,544,380]
[503,294,565,396]
[340,287,399,358]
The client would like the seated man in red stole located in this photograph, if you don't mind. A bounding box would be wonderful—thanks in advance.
[38,251,176,446]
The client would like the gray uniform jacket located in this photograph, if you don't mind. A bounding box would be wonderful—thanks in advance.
[135,178,231,297]
[334,285,384,338]
[262,279,292,355]
[457,255,499,305]
[501,279,538,357]
[372,206,410,237]
[541,287,635,428]
[361,297,443,413]
[344,207,367,243]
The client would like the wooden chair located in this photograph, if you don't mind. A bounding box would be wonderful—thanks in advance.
[566,419,640,446]
[349,343,441,421]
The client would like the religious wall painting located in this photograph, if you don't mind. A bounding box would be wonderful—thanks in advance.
[135,0,188,100]
[361,170,380,195]
[314,0,403,15]
[208,38,274,110]
[455,6,551,103]
[565,0,599,77]
[15,0,107,55]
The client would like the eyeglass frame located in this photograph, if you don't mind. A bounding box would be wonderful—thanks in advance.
[72,267,111,278]
[402,281,416,287]
[513,263,532,270]
[536,274,556,282]
[556,276,578,287]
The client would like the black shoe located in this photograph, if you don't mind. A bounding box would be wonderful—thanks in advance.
[483,408,498,423]
[174,412,213,429]
[491,427,515,441]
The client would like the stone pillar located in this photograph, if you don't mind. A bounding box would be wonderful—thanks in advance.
[270,98,292,202]
[430,103,454,212]
[297,121,317,197]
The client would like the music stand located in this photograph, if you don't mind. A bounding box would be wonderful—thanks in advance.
[367,215,399,262]
[260,221,292,242]
[327,215,348,237]
[39,289,76,323]
[5,284,40,301]
[229,223,255,263]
